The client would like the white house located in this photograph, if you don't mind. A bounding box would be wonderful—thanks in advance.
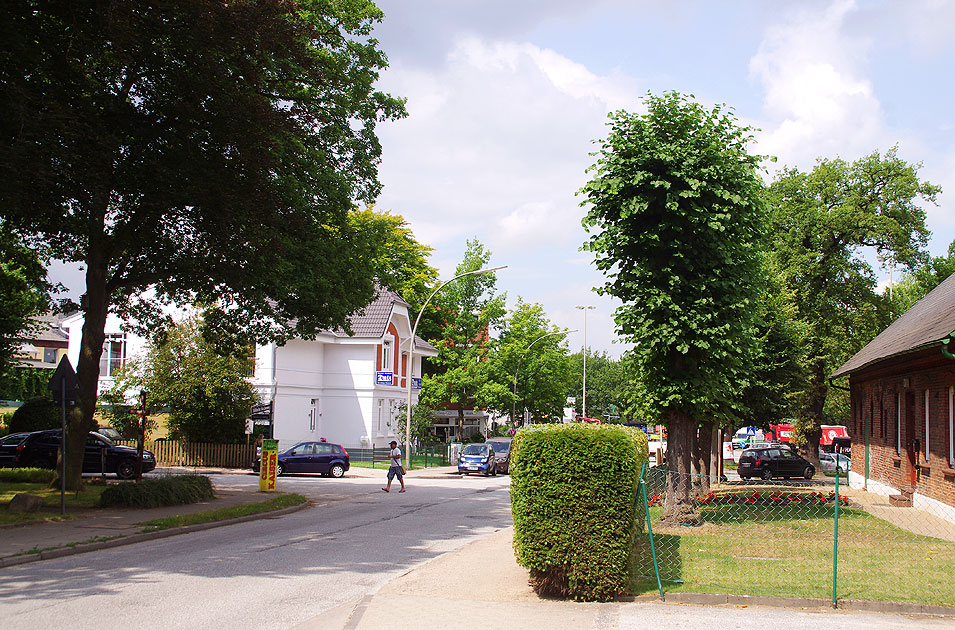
[62,288,437,449]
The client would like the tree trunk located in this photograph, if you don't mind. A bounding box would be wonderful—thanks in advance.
[662,410,700,524]
[61,254,110,491]
[696,419,715,495]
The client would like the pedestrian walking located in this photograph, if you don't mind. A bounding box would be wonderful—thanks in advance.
[382,440,406,493]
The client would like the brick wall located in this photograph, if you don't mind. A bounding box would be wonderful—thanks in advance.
[849,348,955,509]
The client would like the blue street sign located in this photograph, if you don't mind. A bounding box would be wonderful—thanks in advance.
[411,377,422,390]
[376,371,394,385]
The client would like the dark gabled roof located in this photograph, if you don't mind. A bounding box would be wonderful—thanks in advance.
[330,288,437,353]
[831,272,955,378]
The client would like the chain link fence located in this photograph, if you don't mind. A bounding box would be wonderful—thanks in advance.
[633,466,955,608]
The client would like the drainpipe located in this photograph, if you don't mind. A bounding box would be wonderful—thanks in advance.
[942,331,955,360]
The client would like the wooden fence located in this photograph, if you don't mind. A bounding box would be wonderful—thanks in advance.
[117,441,255,468]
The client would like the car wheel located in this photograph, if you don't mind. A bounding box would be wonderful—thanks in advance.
[329,463,345,478]
[761,468,773,481]
[803,465,815,479]
[116,459,136,480]
[276,462,284,476]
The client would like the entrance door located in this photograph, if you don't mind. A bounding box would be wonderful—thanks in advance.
[904,392,918,490]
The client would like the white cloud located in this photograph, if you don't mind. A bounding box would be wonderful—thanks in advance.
[749,0,887,168]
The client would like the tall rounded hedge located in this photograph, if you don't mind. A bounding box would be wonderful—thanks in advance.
[8,396,60,433]
[510,423,648,601]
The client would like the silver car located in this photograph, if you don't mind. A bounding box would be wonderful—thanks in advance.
[819,451,850,474]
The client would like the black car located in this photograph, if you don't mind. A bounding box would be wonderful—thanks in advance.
[0,433,30,468]
[738,446,815,480]
[485,437,512,474]
[252,441,350,477]
[14,430,156,479]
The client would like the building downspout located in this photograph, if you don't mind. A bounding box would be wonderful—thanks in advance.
[942,331,955,360]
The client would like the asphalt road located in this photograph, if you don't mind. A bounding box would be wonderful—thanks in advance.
[0,472,513,630]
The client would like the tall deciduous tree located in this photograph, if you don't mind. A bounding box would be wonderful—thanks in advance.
[419,240,506,439]
[486,299,573,424]
[0,1,404,488]
[0,226,53,378]
[766,148,939,457]
[889,239,955,316]
[568,351,632,423]
[581,92,766,522]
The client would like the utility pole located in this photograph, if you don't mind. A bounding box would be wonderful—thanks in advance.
[575,305,595,418]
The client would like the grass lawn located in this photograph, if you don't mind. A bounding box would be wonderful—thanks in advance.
[631,494,955,606]
[0,480,109,525]
[137,493,307,532]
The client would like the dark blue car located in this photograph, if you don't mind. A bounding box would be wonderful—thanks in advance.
[457,443,497,476]
[252,441,350,478]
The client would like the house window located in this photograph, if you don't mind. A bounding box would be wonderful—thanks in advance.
[43,348,57,364]
[896,392,901,456]
[382,339,393,373]
[377,399,384,435]
[99,334,126,377]
[924,389,930,462]
[948,386,953,468]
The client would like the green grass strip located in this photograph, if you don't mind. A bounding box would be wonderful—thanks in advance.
[137,493,307,532]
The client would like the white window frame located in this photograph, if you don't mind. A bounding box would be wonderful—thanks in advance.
[925,389,930,461]
[948,386,953,468]
[896,392,901,456]
[100,334,126,377]
[382,339,393,373]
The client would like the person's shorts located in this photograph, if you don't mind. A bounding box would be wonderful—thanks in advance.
[387,466,403,481]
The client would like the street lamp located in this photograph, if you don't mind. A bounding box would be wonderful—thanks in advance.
[575,305,595,419]
[404,265,507,468]
[511,329,577,425]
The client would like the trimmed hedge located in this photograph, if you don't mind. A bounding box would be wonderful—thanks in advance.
[99,474,215,508]
[510,423,648,601]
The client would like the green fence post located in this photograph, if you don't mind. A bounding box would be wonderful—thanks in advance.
[832,469,840,609]
[638,463,665,601]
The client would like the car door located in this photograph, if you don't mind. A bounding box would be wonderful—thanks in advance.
[781,450,803,476]
[282,443,314,473]
[313,443,336,473]
[83,433,110,473]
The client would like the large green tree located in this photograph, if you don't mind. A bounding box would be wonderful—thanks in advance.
[419,240,506,438]
[766,148,939,457]
[0,226,53,377]
[0,1,404,488]
[485,299,573,424]
[568,351,633,423]
[888,239,955,315]
[104,316,258,443]
[581,92,766,521]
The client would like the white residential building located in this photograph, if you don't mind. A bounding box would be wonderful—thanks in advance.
[62,289,437,449]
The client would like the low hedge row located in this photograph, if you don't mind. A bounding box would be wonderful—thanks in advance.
[0,467,56,484]
[99,474,215,508]
[510,423,648,601]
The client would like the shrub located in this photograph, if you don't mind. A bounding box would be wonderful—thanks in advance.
[510,423,648,601]
[99,474,215,508]
[8,396,60,433]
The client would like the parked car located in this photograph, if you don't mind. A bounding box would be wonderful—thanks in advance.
[252,441,349,477]
[0,433,30,468]
[485,437,512,474]
[457,443,497,476]
[738,446,815,480]
[13,429,156,479]
[818,451,850,474]
[94,426,124,442]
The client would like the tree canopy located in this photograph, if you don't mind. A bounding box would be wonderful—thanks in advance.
[766,148,939,453]
[0,0,404,488]
[580,91,767,520]
[420,240,506,437]
[0,226,53,377]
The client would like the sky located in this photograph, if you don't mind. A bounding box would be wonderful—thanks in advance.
[367,0,955,358]
[46,1,955,359]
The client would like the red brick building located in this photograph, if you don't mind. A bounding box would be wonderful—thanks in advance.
[831,273,955,517]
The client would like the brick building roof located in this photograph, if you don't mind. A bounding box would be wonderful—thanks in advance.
[831,272,955,378]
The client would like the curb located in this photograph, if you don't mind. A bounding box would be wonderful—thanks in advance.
[0,501,310,569]
[622,592,955,617]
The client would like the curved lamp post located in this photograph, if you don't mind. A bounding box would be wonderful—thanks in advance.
[404,265,507,468]
[511,329,577,425]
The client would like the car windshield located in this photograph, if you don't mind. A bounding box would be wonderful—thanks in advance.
[462,445,488,455]
[486,442,509,453]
